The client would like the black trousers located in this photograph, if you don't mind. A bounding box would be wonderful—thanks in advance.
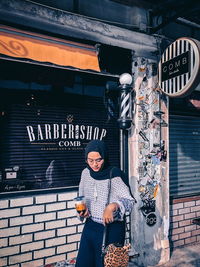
[75,218,125,267]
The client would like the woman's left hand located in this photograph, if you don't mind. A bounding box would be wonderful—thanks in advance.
[103,202,119,225]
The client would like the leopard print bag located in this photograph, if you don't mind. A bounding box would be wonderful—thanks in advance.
[103,243,131,267]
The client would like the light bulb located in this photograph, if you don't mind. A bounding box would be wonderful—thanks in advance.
[119,73,132,85]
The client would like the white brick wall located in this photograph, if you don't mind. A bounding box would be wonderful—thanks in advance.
[57,209,76,219]
[21,241,44,252]
[0,190,80,267]
[45,236,66,248]
[21,259,43,267]
[45,219,66,230]
[10,198,33,207]
[23,205,44,215]
[22,223,44,234]
[0,246,19,257]
[34,230,55,241]
[67,233,81,243]
[35,212,56,223]
[9,253,32,265]
[46,202,66,212]
[57,243,76,254]
[57,226,76,236]
[58,192,77,201]
[34,247,55,259]
[36,195,57,204]
[0,208,20,218]
[0,219,8,228]
[169,196,200,248]
[9,234,33,245]
[10,216,33,226]
[0,258,8,267]
[0,238,8,248]
[44,254,66,265]
[0,200,9,209]
[0,227,20,238]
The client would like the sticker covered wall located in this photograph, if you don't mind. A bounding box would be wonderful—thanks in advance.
[129,57,169,266]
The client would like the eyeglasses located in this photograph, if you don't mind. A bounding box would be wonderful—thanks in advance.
[87,158,103,164]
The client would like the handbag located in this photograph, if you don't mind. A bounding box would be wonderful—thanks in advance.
[101,168,131,267]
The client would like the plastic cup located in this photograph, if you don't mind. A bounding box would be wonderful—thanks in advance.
[74,196,86,214]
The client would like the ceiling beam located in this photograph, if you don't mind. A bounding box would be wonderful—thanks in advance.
[110,0,155,9]
[0,0,160,59]
[150,0,200,33]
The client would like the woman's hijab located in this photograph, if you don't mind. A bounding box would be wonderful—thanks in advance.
[85,140,121,180]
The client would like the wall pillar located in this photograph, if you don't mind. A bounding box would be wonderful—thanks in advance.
[129,57,170,266]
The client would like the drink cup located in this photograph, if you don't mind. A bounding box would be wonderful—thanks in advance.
[74,196,86,214]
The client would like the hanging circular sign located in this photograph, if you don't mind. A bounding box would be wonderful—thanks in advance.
[158,37,200,97]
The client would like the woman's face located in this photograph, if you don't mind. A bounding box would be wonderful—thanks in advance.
[87,152,104,172]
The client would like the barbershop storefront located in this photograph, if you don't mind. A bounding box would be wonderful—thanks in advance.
[0,76,120,193]
[0,25,122,194]
[1,23,200,267]
[0,25,127,266]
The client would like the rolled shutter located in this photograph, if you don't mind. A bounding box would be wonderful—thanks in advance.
[169,115,200,197]
[0,92,120,193]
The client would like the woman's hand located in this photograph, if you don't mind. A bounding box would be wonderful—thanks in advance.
[79,208,90,218]
[103,202,119,225]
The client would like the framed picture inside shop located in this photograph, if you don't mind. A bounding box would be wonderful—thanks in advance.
[0,69,120,194]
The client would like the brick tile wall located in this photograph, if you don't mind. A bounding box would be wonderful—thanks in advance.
[0,191,80,267]
[0,189,153,267]
[169,196,200,248]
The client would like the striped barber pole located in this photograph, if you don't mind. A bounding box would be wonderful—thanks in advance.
[120,90,131,120]
[158,37,200,97]
[118,85,133,129]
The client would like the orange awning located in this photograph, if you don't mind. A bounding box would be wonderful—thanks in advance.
[0,25,100,72]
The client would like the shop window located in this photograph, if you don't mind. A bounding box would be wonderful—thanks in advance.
[0,62,120,194]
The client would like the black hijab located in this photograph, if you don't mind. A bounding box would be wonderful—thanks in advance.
[85,140,121,180]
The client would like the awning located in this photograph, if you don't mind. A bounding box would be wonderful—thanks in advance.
[0,25,100,72]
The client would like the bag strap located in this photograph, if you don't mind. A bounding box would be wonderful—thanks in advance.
[106,167,113,205]
[102,167,114,254]
[101,168,130,253]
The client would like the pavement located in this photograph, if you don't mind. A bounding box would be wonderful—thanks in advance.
[158,242,200,267]
[43,242,200,267]
[129,242,200,267]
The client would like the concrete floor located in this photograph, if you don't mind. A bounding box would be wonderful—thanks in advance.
[129,242,200,267]
[42,242,200,267]
[158,243,200,267]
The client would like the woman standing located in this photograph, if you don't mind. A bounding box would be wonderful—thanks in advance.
[75,140,135,267]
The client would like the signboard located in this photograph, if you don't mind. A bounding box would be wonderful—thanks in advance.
[161,51,189,82]
[158,37,200,97]
[0,94,120,193]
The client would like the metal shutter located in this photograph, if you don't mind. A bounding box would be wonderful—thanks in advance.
[169,115,200,197]
[0,92,120,193]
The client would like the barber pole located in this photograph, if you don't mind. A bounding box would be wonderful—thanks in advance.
[118,84,133,129]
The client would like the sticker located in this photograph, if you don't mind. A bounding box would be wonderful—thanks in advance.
[146,213,157,226]
[138,96,145,101]
[152,155,160,165]
[153,184,159,198]
[138,185,146,193]
[140,176,148,186]
[160,120,168,127]
[141,199,155,215]
[139,131,149,142]
[6,172,17,179]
